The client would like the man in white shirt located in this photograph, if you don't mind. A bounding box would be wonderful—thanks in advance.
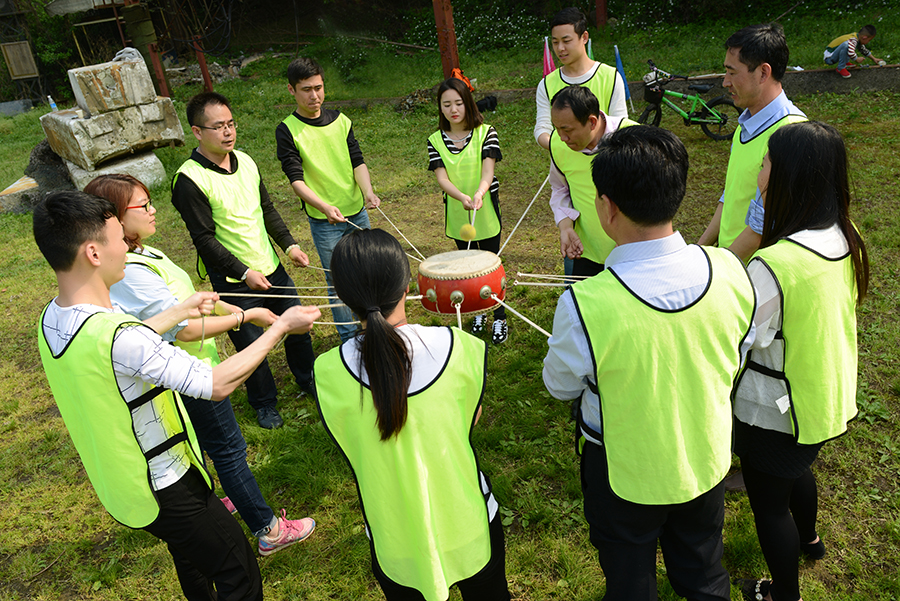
[33,190,319,600]
[534,7,628,150]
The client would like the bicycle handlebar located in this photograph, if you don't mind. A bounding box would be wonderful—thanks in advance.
[644,60,689,84]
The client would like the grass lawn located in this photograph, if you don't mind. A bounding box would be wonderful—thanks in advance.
[1,17,899,601]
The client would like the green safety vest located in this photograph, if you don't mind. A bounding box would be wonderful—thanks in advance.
[281,112,364,220]
[315,328,492,601]
[125,245,220,366]
[719,114,806,248]
[738,239,858,444]
[549,120,638,264]
[428,125,501,240]
[543,63,619,113]
[174,150,280,281]
[571,248,755,504]
[37,307,209,528]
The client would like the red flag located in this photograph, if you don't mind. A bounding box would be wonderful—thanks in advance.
[543,36,556,76]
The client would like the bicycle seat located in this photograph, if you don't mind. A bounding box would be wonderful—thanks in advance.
[688,84,715,93]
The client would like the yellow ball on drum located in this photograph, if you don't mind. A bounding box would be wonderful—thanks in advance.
[459,223,477,241]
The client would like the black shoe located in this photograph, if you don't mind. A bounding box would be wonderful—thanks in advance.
[299,379,317,400]
[257,406,284,429]
[800,537,826,560]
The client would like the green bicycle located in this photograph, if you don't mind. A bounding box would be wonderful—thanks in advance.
[637,60,740,141]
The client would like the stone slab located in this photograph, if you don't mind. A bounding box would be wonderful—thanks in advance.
[40,98,184,171]
[68,59,157,116]
[65,151,167,191]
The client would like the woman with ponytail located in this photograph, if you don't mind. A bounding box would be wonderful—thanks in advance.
[314,228,510,601]
[733,121,869,601]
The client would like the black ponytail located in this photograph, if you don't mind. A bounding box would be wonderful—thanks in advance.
[332,229,412,440]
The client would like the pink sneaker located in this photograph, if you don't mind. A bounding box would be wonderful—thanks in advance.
[220,496,238,515]
[258,509,315,556]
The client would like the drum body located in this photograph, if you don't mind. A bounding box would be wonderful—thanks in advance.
[417,250,506,315]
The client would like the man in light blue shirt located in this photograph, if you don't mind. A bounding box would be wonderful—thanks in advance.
[697,23,806,262]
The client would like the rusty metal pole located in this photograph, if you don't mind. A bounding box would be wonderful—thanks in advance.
[596,0,608,27]
[147,43,170,97]
[432,0,460,80]
[192,35,214,92]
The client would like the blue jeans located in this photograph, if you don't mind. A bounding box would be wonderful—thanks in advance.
[825,40,850,70]
[208,263,315,411]
[307,209,370,342]
[182,394,276,537]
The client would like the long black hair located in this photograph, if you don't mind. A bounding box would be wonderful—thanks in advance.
[761,121,869,303]
[331,229,412,440]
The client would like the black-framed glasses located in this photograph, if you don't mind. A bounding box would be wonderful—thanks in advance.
[196,120,237,133]
[126,199,153,212]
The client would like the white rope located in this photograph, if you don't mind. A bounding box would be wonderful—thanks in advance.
[490,294,551,338]
[217,292,338,300]
[306,265,331,272]
[406,252,422,264]
[498,174,550,257]
[314,303,347,309]
[377,206,427,261]
[513,280,568,287]
[345,219,366,231]
[466,206,477,251]
[199,314,205,350]
[516,272,590,281]
[454,302,462,330]
[315,320,361,326]
[267,284,332,290]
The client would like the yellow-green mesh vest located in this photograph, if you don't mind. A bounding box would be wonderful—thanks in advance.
[125,245,220,366]
[549,121,638,264]
[571,248,755,504]
[173,150,279,280]
[281,112,364,220]
[742,239,858,444]
[428,125,501,240]
[37,307,209,528]
[315,328,491,601]
[719,114,806,247]
[543,63,619,112]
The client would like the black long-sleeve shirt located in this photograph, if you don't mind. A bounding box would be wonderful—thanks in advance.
[275,109,365,183]
[171,149,297,280]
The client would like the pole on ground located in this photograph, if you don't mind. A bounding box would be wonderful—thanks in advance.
[147,43,170,97]
[596,0,608,27]
[432,0,460,79]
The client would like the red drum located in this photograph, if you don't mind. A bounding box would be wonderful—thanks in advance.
[417,250,506,315]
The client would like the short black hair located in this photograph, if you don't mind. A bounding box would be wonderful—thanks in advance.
[185,92,231,127]
[33,190,118,272]
[591,125,688,226]
[859,24,876,38]
[725,23,789,81]
[287,57,324,87]
[550,85,600,125]
[550,7,588,37]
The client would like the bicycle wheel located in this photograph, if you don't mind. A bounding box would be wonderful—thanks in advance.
[637,104,662,127]
[700,96,741,140]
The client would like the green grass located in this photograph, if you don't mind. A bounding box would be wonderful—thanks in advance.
[1,13,900,600]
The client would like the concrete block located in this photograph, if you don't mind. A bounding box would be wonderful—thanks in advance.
[40,98,184,170]
[68,60,157,115]
[65,151,167,191]
[0,99,33,117]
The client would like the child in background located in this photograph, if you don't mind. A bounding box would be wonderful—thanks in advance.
[733,121,869,601]
[427,77,507,343]
[824,24,886,78]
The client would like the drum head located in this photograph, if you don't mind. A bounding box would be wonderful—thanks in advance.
[418,250,501,280]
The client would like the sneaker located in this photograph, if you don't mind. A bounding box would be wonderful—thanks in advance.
[472,314,487,334]
[491,319,508,344]
[258,509,315,557]
[256,405,284,429]
[220,496,238,515]
[836,67,851,78]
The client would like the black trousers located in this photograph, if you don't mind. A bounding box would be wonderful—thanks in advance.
[371,514,511,601]
[581,441,730,601]
[143,469,263,601]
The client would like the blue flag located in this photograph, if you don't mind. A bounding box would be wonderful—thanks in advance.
[614,45,630,100]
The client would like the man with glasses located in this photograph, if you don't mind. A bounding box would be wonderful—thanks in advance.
[172,91,316,430]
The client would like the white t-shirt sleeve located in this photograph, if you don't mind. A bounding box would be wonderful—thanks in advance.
[112,324,213,401]
[534,80,553,144]
[608,72,628,118]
